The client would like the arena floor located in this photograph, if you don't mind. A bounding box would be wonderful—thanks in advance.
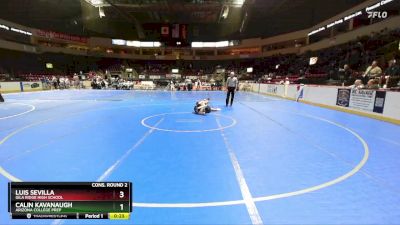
[1,90,400,225]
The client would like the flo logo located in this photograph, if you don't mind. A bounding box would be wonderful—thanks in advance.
[367,11,388,19]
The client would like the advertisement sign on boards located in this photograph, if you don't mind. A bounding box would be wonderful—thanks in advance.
[21,82,42,91]
[336,88,386,113]
[336,88,351,107]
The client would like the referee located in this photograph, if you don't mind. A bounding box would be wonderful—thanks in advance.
[226,72,238,106]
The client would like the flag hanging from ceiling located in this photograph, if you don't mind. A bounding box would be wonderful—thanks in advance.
[161,25,169,36]
[172,24,180,39]
[180,24,187,40]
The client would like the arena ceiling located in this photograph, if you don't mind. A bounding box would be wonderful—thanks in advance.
[0,0,367,40]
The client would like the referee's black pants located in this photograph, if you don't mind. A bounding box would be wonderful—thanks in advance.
[226,87,236,106]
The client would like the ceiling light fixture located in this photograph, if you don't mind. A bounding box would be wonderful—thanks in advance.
[84,0,108,7]
[232,0,245,8]
[99,7,105,18]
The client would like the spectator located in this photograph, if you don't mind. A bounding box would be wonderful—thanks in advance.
[52,76,58,89]
[57,77,60,89]
[73,74,80,89]
[186,79,193,91]
[349,79,364,89]
[196,78,201,90]
[169,80,175,91]
[65,77,70,88]
[363,60,382,82]
[298,69,306,84]
[338,64,353,84]
[366,79,380,89]
[59,77,65,89]
[385,59,400,76]
[385,59,400,88]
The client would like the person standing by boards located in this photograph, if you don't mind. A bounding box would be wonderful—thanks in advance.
[226,72,238,106]
[0,83,4,102]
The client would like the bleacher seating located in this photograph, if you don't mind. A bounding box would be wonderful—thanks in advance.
[0,28,398,88]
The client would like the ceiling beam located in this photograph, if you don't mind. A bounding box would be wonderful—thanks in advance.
[103,0,145,39]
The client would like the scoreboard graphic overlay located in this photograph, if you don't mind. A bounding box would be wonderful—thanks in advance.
[8,182,132,220]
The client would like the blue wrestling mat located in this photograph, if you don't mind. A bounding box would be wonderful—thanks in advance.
[0,90,400,225]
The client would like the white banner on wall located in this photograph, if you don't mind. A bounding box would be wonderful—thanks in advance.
[349,89,376,112]
[267,85,278,94]
[149,75,161,80]
[185,76,198,80]
[258,84,286,96]
[173,74,181,79]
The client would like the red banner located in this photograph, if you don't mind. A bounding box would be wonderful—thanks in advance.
[34,30,88,43]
